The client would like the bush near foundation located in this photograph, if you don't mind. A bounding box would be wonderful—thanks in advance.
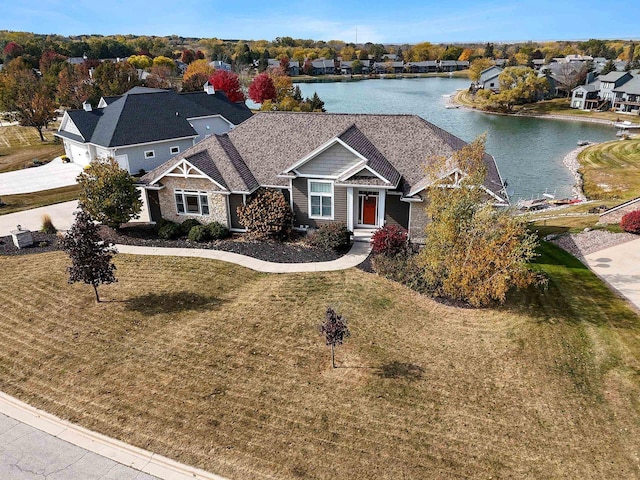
[188,225,211,242]
[307,223,352,251]
[179,218,201,235]
[158,221,182,240]
[371,225,408,255]
[620,210,640,234]
[237,188,293,239]
[208,221,229,239]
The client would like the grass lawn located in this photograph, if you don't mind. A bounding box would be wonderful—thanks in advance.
[0,124,64,173]
[578,138,640,201]
[0,246,639,479]
[0,185,81,215]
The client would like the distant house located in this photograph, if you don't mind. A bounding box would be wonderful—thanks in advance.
[439,60,458,72]
[571,81,601,109]
[138,112,508,241]
[477,66,503,91]
[612,75,640,113]
[531,59,546,70]
[339,61,369,75]
[373,61,404,74]
[405,61,438,73]
[267,59,299,76]
[210,60,232,71]
[382,54,399,61]
[494,59,508,67]
[570,71,638,112]
[175,60,188,75]
[55,86,252,174]
[310,59,335,75]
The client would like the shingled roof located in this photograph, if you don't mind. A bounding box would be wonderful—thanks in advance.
[142,112,506,203]
[58,87,252,148]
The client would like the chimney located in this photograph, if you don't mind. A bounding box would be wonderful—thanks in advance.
[83,101,92,112]
[204,81,215,95]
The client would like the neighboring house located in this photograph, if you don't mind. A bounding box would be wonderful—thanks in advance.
[138,112,508,242]
[373,61,404,74]
[339,61,369,75]
[55,86,253,174]
[532,59,546,70]
[267,59,299,76]
[210,60,232,71]
[174,60,188,75]
[612,75,640,113]
[477,66,503,91]
[439,60,458,72]
[405,61,438,73]
[570,80,601,109]
[311,59,336,75]
[382,54,399,61]
[570,71,638,111]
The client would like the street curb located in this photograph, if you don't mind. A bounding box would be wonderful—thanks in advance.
[0,392,229,480]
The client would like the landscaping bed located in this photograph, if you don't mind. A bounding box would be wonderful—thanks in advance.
[99,224,350,263]
[0,232,59,256]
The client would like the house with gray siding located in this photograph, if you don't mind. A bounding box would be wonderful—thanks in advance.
[570,71,637,111]
[55,86,252,174]
[477,66,503,91]
[139,112,508,241]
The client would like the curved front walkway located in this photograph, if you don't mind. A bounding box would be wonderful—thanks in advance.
[115,241,371,273]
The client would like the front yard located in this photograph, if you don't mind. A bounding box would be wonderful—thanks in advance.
[0,244,639,479]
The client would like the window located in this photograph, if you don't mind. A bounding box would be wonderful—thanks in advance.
[144,150,155,159]
[170,146,180,155]
[308,180,333,219]
[174,190,210,216]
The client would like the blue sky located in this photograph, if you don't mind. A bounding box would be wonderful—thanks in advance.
[2,0,639,44]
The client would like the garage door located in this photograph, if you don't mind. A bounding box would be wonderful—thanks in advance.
[67,142,90,166]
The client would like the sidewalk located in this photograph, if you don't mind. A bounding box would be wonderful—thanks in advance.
[0,200,78,236]
[0,392,227,480]
[116,241,371,273]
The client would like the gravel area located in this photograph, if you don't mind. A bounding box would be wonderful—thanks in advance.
[561,145,593,201]
[99,225,348,263]
[0,232,60,256]
[551,229,637,258]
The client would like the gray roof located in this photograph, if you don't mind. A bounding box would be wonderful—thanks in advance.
[406,61,438,67]
[58,87,252,148]
[598,71,630,83]
[615,75,640,95]
[574,80,601,92]
[143,112,505,202]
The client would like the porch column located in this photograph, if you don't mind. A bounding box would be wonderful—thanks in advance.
[346,187,354,231]
[377,189,386,227]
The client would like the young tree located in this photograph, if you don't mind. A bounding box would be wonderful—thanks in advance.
[416,136,539,307]
[76,157,142,229]
[208,70,245,102]
[319,306,350,368]
[351,59,363,74]
[248,72,276,103]
[60,209,117,303]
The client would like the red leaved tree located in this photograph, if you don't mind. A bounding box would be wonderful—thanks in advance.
[248,72,276,104]
[208,70,245,102]
[181,49,196,64]
[3,42,23,60]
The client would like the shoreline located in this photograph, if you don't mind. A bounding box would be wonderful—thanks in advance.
[561,144,594,201]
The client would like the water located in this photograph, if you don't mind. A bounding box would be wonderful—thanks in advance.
[293,77,616,201]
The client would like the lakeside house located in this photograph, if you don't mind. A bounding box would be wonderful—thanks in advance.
[340,61,370,75]
[405,61,438,73]
[138,112,508,241]
[571,71,640,113]
[55,86,252,174]
[267,58,299,76]
[476,66,503,92]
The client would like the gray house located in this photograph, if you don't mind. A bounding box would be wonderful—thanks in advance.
[405,61,438,73]
[570,71,636,111]
[477,66,503,91]
[373,61,404,74]
[55,86,252,174]
[311,59,336,75]
[139,112,508,241]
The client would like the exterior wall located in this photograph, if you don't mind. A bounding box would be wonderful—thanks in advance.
[291,178,347,228]
[95,146,112,159]
[116,138,195,174]
[63,139,91,166]
[157,176,228,227]
[61,116,82,137]
[296,143,361,176]
[571,89,586,109]
[385,194,410,229]
[599,198,640,225]
[408,195,429,243]
[189,117,233,142]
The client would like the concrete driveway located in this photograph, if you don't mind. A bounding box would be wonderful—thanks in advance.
[583,237,640,311]
[0,158,83,195]
[0,201,79,236]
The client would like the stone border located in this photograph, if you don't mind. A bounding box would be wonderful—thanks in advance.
[0,391,228,480]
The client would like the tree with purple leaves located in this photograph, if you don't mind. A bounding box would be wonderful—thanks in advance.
[319,306,350,368]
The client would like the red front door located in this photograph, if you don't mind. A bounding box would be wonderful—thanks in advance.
[363,196,377,225]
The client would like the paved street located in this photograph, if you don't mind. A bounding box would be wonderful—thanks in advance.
[0,413,159,480]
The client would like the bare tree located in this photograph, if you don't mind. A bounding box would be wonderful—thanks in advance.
[319,307,350,368]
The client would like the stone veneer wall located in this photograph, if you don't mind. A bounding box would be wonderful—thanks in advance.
[157,176,228,227]
[599,198,640,225]
[408,195,430,244]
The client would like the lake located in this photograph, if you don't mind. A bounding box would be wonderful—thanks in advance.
[294,77,616,201]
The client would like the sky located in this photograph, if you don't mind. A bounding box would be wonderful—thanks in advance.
[1,0,639,44]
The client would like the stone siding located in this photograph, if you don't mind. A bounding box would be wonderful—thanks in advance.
[158,176,228,227]
[408,196,430,243]
[599,198,640,225]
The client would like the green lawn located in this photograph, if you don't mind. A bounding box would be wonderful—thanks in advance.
[0,123,64,173]
[0,246,638,479]
[0,185,80,215]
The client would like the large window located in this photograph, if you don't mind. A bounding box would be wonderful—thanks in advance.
[175,190,210,216]
[308,180,333,219]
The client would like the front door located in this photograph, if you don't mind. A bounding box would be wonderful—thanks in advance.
[362,196,377,226]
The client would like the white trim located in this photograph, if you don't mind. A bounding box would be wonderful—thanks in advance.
[378,189,386,227]
[149,159,227,191]
[174,189,211,216]
[336,183,396,189]
[356,190,381,227]
[225,194,232,229]
[401,197,423,203]
[144,149,156,159]
[336,160,368,180]
[408,202,413,239]
[338,164,391,184]
[346,187,354,231]
[293,172,339,179]
[170,145,180,155]
[58,112,85,141]
[289,178,294,211]
[308,179,334,220]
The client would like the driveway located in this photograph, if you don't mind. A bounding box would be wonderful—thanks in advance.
[0,201,78,236]
[583,237,640,311]
[0,158,83,195]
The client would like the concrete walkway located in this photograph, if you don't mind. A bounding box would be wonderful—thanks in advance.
[583,237,640,311]
[0,392,227,480]
[0,158,83,195]
[116,241,372,273]
[0,201,79,237]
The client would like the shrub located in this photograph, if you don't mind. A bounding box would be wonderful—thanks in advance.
[208,221,229,240]
[40,214,57,234]
[371,225,408,255]
[188,225,211,242]
[237,188,293,239]
[307,223,352,251]
[158,221,182,239]
[371,251,434,294]
[620,210,640,234]
[179,218,201,235]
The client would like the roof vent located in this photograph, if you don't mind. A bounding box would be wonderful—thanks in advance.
[82,101,92,112]
[176,112,179,116]
[204,81,215,95]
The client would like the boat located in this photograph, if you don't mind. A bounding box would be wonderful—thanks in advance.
[577,140,590,146]
[445,104,460,109]
[614,120,640,136]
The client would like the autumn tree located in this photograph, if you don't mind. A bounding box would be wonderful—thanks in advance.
[208,70,245,102]
[480,66,548,111]
[319,306,350,368]
[468,58,493,82]
[183,59,214,81]
[181,49,196,64]
[3,41,23,60]
[93,61,140,96]
[351,59,363,74]
[416,136,539,307]
[145,65,177,89]
[279,56,290,74]
[152,56,176,71]
[181,72,210,92]
[60,209,117,303]
[302,58,313,75]
[76,157,142,228]
[57,64,95,109]
[248,72,276,103]
[554,62,588,97]
[269,68,293,102]
[127,54,153,69]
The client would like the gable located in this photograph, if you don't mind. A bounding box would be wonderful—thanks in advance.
[296,142,362,177]
[60,114,83,138]
[152,158,227,191]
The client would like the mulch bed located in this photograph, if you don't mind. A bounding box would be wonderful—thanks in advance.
[0,232,60,256]
[99,224,350,264]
